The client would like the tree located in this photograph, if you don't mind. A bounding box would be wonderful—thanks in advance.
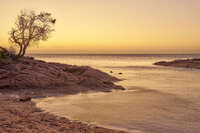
[9,10,56,56]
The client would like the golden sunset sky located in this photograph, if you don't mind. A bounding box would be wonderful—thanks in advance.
[0,0,200,54]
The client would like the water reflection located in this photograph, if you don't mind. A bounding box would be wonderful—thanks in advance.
[33,54,200,133]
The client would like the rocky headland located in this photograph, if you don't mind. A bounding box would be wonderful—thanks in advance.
[0,57,124,97]
[154,58,200,69]
[0,57,127,133]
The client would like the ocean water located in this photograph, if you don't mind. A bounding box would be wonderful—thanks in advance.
[33,54,200,133]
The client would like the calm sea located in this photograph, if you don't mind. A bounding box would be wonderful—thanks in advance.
[33,54,200,133]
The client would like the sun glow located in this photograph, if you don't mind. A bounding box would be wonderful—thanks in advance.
[0,0,200,54]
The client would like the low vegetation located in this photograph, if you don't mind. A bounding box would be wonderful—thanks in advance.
[0,47,9,59]
[0,46,18,60]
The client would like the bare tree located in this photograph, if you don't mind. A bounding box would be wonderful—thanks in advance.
[9,10,56,56]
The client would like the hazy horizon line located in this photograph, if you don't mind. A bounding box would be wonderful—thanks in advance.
[28,53,200,55]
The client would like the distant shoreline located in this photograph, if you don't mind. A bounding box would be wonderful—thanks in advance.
[28,53,200,56]
[154,58,200,69]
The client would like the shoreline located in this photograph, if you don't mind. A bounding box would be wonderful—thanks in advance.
[34,90,147,133]
[33,91,134,133]
[0,96,128,133]
[0,57,128,133]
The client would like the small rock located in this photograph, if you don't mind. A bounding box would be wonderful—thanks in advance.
[118,72,123,75]
[19,97,31,102]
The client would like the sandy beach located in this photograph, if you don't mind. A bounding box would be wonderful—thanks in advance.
[0,96,128,133]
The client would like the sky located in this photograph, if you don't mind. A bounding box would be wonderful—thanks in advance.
[0,0,200,54]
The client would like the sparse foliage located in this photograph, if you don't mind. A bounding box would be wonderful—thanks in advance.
[9,10,56,56]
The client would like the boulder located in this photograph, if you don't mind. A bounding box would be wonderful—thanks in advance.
[19,96,31,102]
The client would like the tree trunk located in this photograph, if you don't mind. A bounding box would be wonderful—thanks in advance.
[21,45,28,56]
[18,45,23,56]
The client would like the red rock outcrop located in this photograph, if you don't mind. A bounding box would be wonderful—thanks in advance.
[0,57,124,97]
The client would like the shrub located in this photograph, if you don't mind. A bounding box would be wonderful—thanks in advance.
[0,46,18,60]
[0,52,2,59]
[0,47,9,58]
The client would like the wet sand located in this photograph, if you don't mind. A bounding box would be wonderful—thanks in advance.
[35,89,200,133]
[0,96,127,133]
